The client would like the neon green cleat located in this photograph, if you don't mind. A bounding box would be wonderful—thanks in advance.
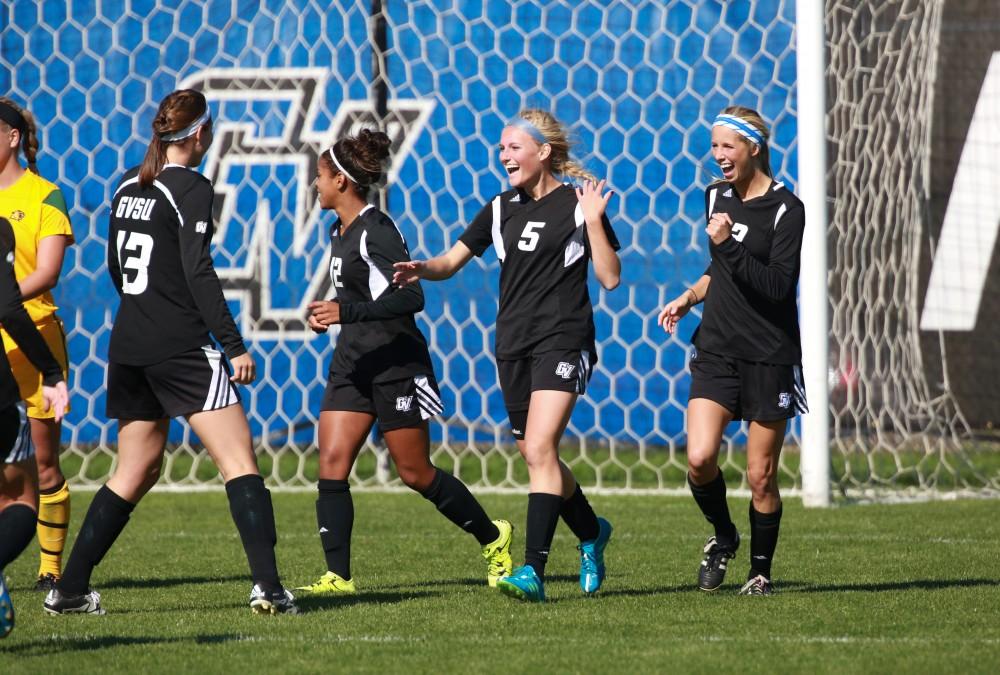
[482,519,513,587]
[294,571,357,595]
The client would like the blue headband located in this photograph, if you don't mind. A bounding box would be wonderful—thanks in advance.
[713,114,765,146]
[506,117,548,145]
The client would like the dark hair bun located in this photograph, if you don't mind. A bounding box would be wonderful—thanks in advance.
[339,128,391,188]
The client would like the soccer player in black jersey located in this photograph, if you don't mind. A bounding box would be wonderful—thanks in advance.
[659,106,807,596]
[394,110,621,602]
[0,216,70,638]
[295,129,513,596]
[43,90,297,616]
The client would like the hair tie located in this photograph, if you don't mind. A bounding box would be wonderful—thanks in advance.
[713,114,765,146]
[506,117,548,145]
[159,109,211,142]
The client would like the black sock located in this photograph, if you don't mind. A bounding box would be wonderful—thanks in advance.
[524,493,562,580]
[559,483,600,542]
[226,474,281,593]
[0,503,37,568]
[316,479,353,579]
[749,503,782,579]
[688,470,737,546]
[420,468,499,546]
[59,485,135,596]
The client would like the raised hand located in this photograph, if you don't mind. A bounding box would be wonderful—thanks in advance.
[575,179,615,223]
[706,212,733,245]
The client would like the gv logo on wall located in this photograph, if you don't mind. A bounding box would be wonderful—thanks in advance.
[178,68,433,339]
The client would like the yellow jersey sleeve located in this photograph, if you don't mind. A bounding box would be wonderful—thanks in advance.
[40,187,75,243]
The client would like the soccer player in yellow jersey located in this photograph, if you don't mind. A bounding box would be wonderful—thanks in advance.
[0,97,74,590]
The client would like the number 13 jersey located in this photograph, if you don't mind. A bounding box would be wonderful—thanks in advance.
[107,165,246,366]
[460,184,620,360]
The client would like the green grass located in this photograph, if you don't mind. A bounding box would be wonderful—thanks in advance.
[3,492,999,673]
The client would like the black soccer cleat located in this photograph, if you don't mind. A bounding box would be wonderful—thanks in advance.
[43,588,106,615]
[697,531,740,592]
[249,584,299,615]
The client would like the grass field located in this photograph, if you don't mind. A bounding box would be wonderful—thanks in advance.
[2,491,999,673]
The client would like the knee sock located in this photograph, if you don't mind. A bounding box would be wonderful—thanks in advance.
[420,468,499,546]
[226,474,281,593]
[523,493,563,580]
[316,479,353,579]
[688,470,737,546]
[559,483,600,542]
[0,503,37,568]
[59,485,134,596]
[37,479,71,577]
[749,502,782,579]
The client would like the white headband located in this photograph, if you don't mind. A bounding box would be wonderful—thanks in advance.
[327,146,359,184]
[159,109,211,142]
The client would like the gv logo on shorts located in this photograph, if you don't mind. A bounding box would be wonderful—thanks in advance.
[396,396,413,412]
[778,392,791,409]
[555,362,576,379]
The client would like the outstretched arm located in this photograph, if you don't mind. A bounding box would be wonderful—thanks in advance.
[393,241,475,286]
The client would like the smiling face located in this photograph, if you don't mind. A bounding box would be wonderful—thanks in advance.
[499,126,550,188]
[711,125,759,186]
[315,158,340,210]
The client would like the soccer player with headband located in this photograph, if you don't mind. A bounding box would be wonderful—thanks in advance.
[658,105,808,596]
[394,109,621,603]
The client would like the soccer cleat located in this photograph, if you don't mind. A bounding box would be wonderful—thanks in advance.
[1,572,13,638]
[496,565,545,603]
[739,574,774,596]
[43,588,106,615]
[249,585,299,615]
[35,573,59,592]
[698,531,740,592]
[293,571,357,595]
[578,516,613,594]
[481,519,513,587]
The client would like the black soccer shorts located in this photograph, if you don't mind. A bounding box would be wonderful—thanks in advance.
[688,347,808,422]
[496,348,593,440]
[0,402,33,465]
[106,345,242,420]
[320,373,444,431]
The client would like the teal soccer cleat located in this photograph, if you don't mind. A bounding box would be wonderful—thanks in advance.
[1,572,13,638]
[496,565,545,603]
[579,517,613,594]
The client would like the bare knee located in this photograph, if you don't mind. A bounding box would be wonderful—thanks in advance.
[521,438,558,472]
[746,463,778,501]
[397,461,435,492]
[687,449,720,484]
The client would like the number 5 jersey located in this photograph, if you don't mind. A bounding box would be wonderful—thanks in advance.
[459,184,620,361]
[106,165,246,366]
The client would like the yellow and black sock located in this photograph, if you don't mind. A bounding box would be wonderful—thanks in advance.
[37,479,71,578]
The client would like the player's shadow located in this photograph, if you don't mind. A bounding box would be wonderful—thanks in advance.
[98,574,248,590]
[380,573,580,591]
[780,578,1000,593]
[590,583,693,598]
[294,589,443,612]
[0,633,244,657]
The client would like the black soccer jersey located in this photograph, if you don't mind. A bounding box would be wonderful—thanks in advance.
[326,205,433,383]
[459,184,620,360]
[0,217,62,408]
[106,164,246,366]
[693,180,805,364]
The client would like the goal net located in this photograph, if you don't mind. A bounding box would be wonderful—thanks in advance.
[2,0,997,497]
